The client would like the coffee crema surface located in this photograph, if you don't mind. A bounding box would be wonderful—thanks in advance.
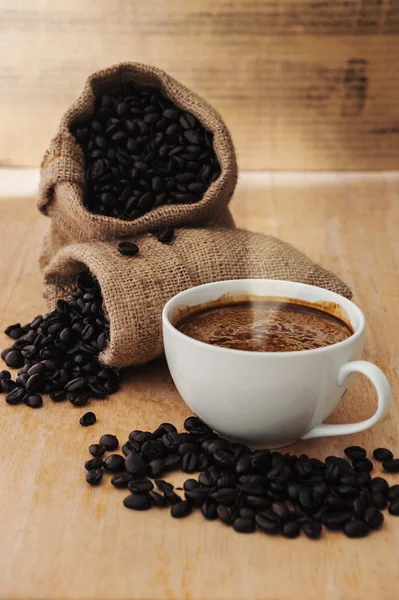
[176,300,353,352]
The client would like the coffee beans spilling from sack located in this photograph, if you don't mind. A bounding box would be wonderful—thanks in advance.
[84,417,399,538]
[72,84,220,219]
[0,272,120,407]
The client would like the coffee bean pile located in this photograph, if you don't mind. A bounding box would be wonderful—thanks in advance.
[1,272,121,408]
[85,418,399,538]
[72,84,220,219]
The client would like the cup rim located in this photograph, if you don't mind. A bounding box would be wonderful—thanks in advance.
[162,279,364,357]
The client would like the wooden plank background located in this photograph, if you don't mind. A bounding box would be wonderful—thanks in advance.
[0,0,399,170]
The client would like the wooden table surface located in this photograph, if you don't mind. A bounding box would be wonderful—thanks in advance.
[0,171,398,600]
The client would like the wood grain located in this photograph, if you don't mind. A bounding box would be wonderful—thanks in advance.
[1,1,399,170]
[0,171,399,599]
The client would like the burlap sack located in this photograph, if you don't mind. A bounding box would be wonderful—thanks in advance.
[43,228,352,368]
[38,62,237,269]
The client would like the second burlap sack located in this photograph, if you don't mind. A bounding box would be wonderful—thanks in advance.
[43,227,352,367]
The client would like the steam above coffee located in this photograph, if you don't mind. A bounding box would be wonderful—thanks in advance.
[176,299,353,352]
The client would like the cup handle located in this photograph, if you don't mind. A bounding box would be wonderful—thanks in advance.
[300,361,392,440]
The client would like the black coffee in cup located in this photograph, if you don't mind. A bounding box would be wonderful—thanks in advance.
[176,298,353,352]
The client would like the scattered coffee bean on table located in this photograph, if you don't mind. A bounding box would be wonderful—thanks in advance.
[80,412,97,427]
[117,241,139,257]
[383,459,399,473]
[71,85,220,220]
[1,272,121,408]
[83,416,399,539]
[373,447,393,462]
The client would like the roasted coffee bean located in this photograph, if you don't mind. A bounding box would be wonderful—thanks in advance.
[303,520,322,539]
[382,459,399,473]
[368,477,389,495]
[149,491,167,507]
[322,511,352,530]
[183,479,199,491]
[156,227,174,244]
[99,434,119,451]
[5,350,24,369]
[123,494,151,511]
[233,517,255,533]
[201,500,218,520]
[371,493,388,510]
[129,430,151,444]
[158,422,177,434]
[217,505,234,525]
[208,439,230,454]
[16,374,29,388]
[89,444,106,458]
[171,501,192,518]
[373,447,393,462]
[199,466,219,487]
[182,452,198,473]
[164,490,182,505]
[5,386,25,404]
[50,391,66,402]
[178,442,200,456]
[388,485,399,501]
[364,507,384,529]
[155,479,174,492]
[255,512,280,534]
[352,458,374,473]
[117,241,139,256]
[344,446,367,460]
[86,469,103,486]
[128,479,154,493]
[80,411,96,426]
[85,457,104,471]
[125,453,147,476]
[236,456,251,475]
[70,394,89,407]
[183,416,211,434]
[213,450,235,470]
[141,440,164,462]
[0,370,11,380]
[212,488,236,506]
[272,502,290,522]
[111,473,133,489]
[24,394,43,408]
[343,520,369,538]
[1,379,16,393]
[148,459,166,478]
[282,521,301,539]
[162,432,182,451]
[103,454,125,473]
[388,500,399,516]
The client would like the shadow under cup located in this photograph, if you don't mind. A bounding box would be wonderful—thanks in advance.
[162,279,390,448]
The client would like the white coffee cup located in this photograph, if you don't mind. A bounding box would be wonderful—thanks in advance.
[162,279,392,447]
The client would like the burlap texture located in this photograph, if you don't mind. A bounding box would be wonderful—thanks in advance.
[43,228,352,368]
[38,62,238,266]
